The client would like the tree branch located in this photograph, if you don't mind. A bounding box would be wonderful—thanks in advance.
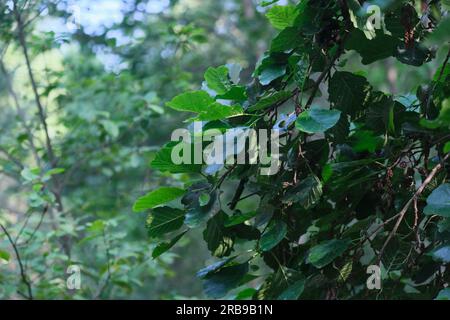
[13,2,56,166]
[377,152,450,265]
[11,4,70,256]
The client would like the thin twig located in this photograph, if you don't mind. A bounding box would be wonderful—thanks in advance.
[93,228,112,299]
[12,4,71,255]
[18,205,49,246]
[216,164,237,189]
[0,60,41,166]
[0,223,33,300]
[228,191,259,207]
[377,152,450,265]
[0,146,24,170]
[229,178,248,210]
[353,212,403,250]
[412,197,422,249]
[14,2,56,166]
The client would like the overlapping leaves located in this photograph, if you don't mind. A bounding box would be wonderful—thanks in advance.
[136,0,450,300]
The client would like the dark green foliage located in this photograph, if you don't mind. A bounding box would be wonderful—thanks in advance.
[138,0,450,300]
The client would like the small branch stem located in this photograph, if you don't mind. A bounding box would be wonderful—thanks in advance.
[0,223,33,300]
[13,2,56,166]
[229,178,248,210]
[377,152,449,265]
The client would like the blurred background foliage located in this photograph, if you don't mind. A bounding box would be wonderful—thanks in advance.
[0,0,274,299]
[0,0,444,299]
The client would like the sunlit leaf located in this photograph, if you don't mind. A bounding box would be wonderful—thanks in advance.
[133,187,186,212]
[266,5,298,30]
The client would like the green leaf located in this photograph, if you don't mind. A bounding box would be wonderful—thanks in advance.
[100,119,119,138]
[271,27,303,52]
[444,141,450,154]
[291,53,309,86]
[295,108,341,133]
[146,207,185,238]
[21,167,40,182]
[216,86,247,101]
[182,182,220,227]
[166,90,242,121]
[44,168,66,177]
[256,268,303,299]
[151,142,202,174]
[346,30,398,65]
[283,175,323,209]
[277,278,305,300]
[321,164,333,183]
[351,130,382,153]
[438,218,450,233]
[424,184,450,217]
[366,92,400,134]
[338,261,353,283]
[0,250,10,263]
[425,17,450,46]
[329,71,371,119]
[266,5,298,30]
[204,65,231,95]
[199,193,210,206]
[261,0,279,7]
[225,211,258,227]
[327,114,350,144]
[87,220,105,233]
[434,65,450,83]
[308,239,351,269]
[202,263,249,298]
[166,90,215,112]
[435,288,450,300]
[193,103,243,121]
[248,91,291,112]
[133,187,186,212]
[204,212,234,257]
[259,65,286,85]
[384,8,409,38]
[152,231,187,259]
[443,0,450,9]
[235,288,257,300]
[420,99,450,130]
[430,245,450,263]
[260,220,287,251]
